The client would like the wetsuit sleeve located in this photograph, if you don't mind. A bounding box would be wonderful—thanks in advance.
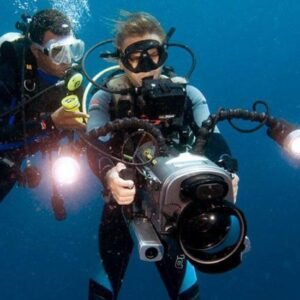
[87,90,111,132]
[86,90,115,189]
[186,85,219,132]
[186,85,234,165]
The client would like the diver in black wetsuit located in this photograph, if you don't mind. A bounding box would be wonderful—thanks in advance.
[86,12,239,300]
[0,9,88,201]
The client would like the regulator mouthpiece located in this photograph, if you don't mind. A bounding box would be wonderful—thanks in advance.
[65,68,83,91]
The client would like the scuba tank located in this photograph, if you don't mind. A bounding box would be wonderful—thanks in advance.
[0,32,23,46]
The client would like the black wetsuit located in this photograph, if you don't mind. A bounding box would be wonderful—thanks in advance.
[86,76,234,300]
[0,38,78,201]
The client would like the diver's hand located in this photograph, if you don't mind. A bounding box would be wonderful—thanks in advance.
[105,162,136,205]
[51,106,89,130]
[232,173,239,201]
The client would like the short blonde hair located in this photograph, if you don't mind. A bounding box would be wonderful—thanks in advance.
[114,11,166,49]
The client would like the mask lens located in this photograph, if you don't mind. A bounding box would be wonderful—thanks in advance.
[121,39,167,73]
[50,45,71,64]
[51,45,64,57]
[147,47,160,64]
[69,40,85,61]
[47,37,85,64]
[128,51,142,69]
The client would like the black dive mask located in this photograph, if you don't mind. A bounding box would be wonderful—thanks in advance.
[119,39,168,73]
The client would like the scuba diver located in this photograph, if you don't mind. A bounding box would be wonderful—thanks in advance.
[86,12,240,300]
[0,9,88,201]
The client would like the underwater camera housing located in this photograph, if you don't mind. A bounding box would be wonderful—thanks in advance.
[88,115,248,273]
[138,77,187,120]
[127,144,247,273]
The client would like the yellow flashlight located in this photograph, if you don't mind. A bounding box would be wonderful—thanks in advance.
[61,95,83,123]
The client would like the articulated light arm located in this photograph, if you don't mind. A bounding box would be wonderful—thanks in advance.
[194,107,300,159]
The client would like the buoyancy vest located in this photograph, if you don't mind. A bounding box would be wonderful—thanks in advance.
[0,35,37,95]
[106,75,133,119]
[106,74,194,148]
[0,35,38,126]
[0,34,64,151]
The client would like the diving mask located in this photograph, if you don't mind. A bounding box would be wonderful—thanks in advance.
[119,39,168,73]
[35,35,85,65]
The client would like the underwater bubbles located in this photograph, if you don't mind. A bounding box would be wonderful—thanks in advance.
[13,0,90,33]
[13,0,38,13]
[49,0,91,32]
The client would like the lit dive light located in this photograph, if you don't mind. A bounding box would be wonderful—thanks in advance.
[54,67,83,185]
[283,129,300,158]
[193,105,300,161]
[267,119,300,159]
[52,143,80,185]
[52,155,80,185]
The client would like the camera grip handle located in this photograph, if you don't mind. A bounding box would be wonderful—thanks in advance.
[119,168,136,182]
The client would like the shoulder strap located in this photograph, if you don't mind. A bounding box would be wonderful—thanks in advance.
[106,75,134,118]
[0,38,37,126]
[0,38,37,92]
[106,74,131,91]
[16,38,37,92]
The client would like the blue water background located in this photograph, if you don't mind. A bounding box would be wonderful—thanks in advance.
[0,0,300,299]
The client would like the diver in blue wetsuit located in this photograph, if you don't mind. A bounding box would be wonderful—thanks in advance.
[86,12,239,299]
[0,9,88,200]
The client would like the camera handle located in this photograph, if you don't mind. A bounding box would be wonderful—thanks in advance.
[119,168,164,262]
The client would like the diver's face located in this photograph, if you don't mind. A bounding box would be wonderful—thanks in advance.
[119,33,163,87]
[30,30,71,78]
